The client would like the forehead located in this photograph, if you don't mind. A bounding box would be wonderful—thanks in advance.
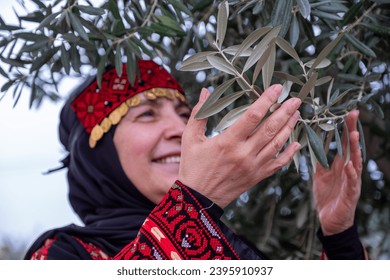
[136,93,187,107]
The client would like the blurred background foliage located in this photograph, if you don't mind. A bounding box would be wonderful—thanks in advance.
[0,0,389,259]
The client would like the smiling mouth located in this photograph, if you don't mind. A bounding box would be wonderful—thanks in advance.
[154,156,181,164]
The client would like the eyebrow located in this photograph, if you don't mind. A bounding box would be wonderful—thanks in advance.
[138,98,190,110]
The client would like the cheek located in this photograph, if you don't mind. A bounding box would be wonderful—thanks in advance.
[114,125,156,166]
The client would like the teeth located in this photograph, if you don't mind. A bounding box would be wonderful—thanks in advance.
[155,156,181,164]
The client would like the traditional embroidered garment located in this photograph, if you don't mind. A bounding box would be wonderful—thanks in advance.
[24,60,365,260]
[114,181,241,260]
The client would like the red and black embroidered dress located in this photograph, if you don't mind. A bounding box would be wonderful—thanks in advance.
[24,60,365,260]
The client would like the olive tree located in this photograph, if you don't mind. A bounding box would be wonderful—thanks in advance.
[0,0,389,259]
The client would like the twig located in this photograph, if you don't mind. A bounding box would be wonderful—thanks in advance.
[298,113,349,124]
[214,43,260,97]
[344,3,378,33]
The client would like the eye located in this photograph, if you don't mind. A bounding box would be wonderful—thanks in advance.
[180,111,191,120]
[136,109,155,120]
[178,107,191,122]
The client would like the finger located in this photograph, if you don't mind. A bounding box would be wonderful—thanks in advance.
[342,161,361,199]
[250,97,301,151]
[228,84,283,141]
[340,110,360,162]
[345,110,359,133]
[260,141,301,178]
[256,110,300,158]
[184,88,210,139]
[349,131,363,173]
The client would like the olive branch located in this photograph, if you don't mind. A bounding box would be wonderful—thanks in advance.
[180,0,367,173]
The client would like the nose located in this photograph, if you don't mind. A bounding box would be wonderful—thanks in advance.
[162,109,186,141]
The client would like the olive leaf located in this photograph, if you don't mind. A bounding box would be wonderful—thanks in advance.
[329,88,354,106]
[196,90,248,119]
[305,125,329,169]
[289,14,300,47]
[232,26,272,61]
[297,71,318,101]
[305,58,331,69]
[319,123,335,131]
[216,0,229,48]
[290,125,302,173]
[181,51,218,69]
[307,32,344,75]
[243,26,281,72]
[115,44,123,77]
[278,80,293,103]
[334,123,343,158]
[195,78,237,119]
[271,0,293,37]
[306,133,318,173]
[315,76,332,86]
[214,104,250,132]
[345,33,376,58]
[357,119,367,162]
[275,36,300,63]
[60,44,71,75]
[224,45,252,57]
[76,5,105,16]
[252,44,273,84]
[296,0,311,19]
[207,56,237,76]
[126,52,136,86]
[262,43,276,89]
[68,12,89,42]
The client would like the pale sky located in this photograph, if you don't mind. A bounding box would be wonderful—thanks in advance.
[0,0,81,251]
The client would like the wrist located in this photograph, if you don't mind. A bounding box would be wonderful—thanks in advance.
[176,177,230,208]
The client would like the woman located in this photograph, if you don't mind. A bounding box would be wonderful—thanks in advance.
[24,60,365,260]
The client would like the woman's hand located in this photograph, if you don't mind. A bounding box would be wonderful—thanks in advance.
[179,85,301,208]
[313,110,362,235]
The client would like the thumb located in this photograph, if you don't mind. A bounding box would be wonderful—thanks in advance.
[184,88,210,138]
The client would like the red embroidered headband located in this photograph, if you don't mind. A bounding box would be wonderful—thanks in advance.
[71,60,187,148]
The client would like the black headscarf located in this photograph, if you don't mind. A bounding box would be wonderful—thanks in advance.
[24,76,156,258]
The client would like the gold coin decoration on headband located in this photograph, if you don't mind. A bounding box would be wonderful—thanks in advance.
[88,88,188,148]
[154,88,165,97]
[89,138,97,149]
[91,125,104,141]
[118,102,129,117]
[109,110,121,125]
[144,91,157,100]
[167,90,175,100]
[100,117,111,133]
[175,91,186,103]
[126,95,141,107]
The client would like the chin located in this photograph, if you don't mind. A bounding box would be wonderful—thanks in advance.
[165,174,178,186]
[154,167,179,183]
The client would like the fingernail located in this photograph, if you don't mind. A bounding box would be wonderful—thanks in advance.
[271,84,282,97]
[292,98,302,107]
[293,111,300,120]
[200,88,208,102]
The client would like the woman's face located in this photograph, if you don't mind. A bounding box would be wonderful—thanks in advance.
[113,94,191,204]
